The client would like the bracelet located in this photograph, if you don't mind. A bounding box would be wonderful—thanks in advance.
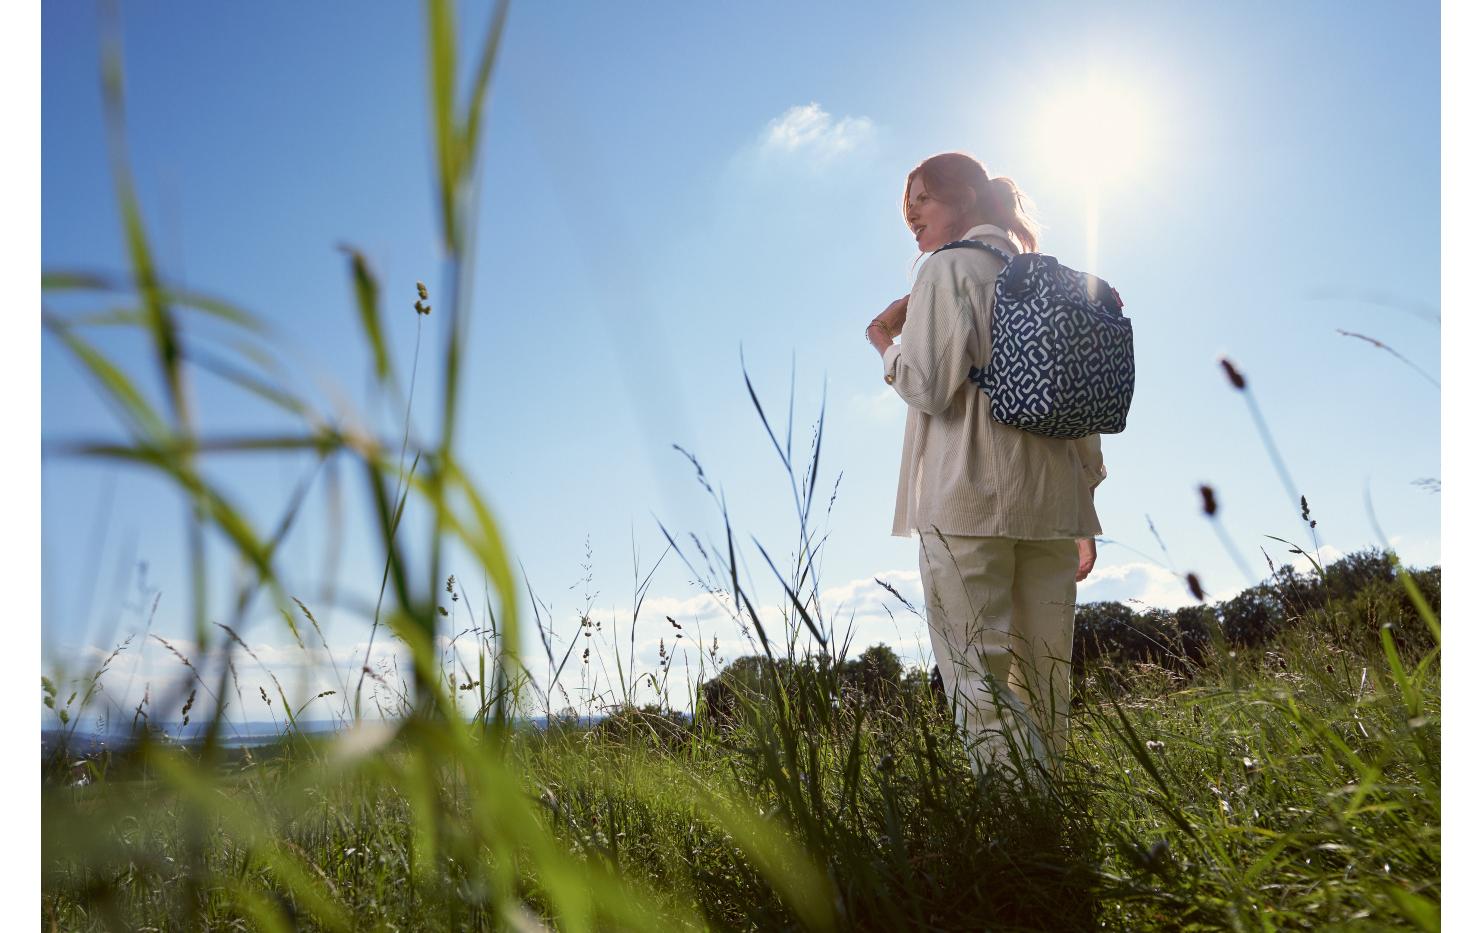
[865,321,888,342]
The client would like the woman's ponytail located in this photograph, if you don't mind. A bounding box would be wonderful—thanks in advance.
[985,175,1039,254]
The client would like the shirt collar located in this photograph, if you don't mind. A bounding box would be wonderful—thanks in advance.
[961,224,1017,252]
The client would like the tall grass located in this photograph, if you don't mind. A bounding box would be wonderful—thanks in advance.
[39,3,1440,930]
[42,2,704,928]
[41,545,1441,929]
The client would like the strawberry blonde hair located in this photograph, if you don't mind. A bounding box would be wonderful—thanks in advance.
[902,151,1040,253]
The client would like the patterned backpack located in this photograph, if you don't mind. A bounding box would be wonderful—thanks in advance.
[935,239,1134,438]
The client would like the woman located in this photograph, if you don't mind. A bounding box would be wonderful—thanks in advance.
[865,151,1105,777]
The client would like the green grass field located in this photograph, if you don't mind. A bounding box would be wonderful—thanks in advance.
[40,3,1441,928]
[41,555,1440,931]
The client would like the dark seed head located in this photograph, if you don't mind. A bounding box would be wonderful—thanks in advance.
[1186,573,1205,602]
[1218,357,1247,390]
[1199,485,1218,517]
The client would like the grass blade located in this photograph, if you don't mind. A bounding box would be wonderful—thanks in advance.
[338,245,393,386]
[462,0,510,176]
[43,268,270,334]
[751,535,827,648]
[425,0,459,252]
[43,317,170,442]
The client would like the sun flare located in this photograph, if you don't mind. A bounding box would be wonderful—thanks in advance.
[1033,73,1157,271]
[1035,75,1155,191]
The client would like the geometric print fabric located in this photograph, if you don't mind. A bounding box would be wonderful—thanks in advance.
[939,239,1135,439]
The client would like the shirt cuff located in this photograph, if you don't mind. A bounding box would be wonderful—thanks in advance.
[1084,464,1107,490]
[882,344,902,385]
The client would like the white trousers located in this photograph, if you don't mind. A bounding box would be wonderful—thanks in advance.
[918,531,1078,777]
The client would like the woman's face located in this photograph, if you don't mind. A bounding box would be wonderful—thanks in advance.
[906,176,965,253]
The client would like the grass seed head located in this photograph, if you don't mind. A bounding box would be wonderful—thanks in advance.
[1186,573,1206,602]
[1199,485,1218,517]
[1219,357,1247,390]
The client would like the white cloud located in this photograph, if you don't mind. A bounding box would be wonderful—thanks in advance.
[57,552,1323,727]
[1077,560,1205,610]
[820,569,922,615]
[43,633,421,728]
[1387,535,1441,568]
[760,103,874,160]
[631,591,735,626]
[848,387,906,426]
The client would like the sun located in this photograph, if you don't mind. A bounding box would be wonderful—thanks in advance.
[1035,74,1155,192]
[1032,73,1156,270]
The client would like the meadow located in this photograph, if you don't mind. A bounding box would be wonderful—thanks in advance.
[41,4,1441,929]
[40,544,1442,931]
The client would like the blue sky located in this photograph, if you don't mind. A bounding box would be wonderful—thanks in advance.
[40,1,1441,720]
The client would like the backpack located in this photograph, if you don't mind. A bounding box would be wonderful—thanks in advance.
[934,239,1134,439]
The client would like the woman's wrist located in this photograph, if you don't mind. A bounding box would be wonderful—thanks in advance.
[865,320,893,355]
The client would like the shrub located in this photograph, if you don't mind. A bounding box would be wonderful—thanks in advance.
[838,643,906,707]
[1072,551,1439,673]
[594,703,690,749]
[698,655,805,728]
[1217,583,1285,646]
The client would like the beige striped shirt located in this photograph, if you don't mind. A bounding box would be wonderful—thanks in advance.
[882,224,1105,540]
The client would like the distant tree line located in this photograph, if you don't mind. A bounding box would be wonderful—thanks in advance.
[691,548,1439,726]
[1072,547,1439,675]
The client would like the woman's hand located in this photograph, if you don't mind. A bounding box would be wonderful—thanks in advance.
[1075,538,1097,582]
[874,296,909,338]
[867,296,907,356]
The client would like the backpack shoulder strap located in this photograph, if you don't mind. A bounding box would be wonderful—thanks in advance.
[933,239,1015,267]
